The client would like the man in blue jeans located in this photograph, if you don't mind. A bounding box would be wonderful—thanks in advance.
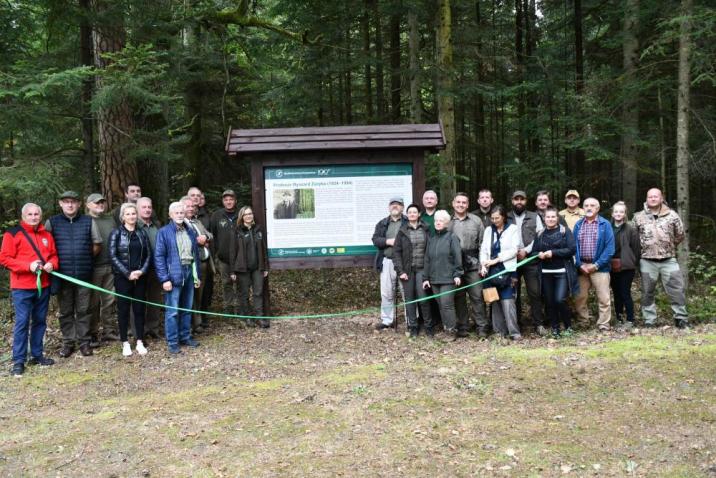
[154,201,201,354]
[0,203,59,376]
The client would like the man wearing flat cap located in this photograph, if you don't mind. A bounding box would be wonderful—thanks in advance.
[372,196,408,330]
[559,190,585,231]
[45,191,103,357]
[209,189,240,315]
[86,193,118,344]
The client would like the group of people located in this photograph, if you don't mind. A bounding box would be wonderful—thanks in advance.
[1,185,268,376]
[372,187,689,341]
[1,182,690,377]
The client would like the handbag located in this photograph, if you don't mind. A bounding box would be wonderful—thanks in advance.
[611,258,622,272]
[482,286,500,304]
[487,262,512,288]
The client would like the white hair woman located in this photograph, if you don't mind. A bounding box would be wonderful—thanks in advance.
[422,209,463,339]
[109,203,152,356]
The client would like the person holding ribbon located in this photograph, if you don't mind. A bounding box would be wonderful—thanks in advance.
[480,205,522,341]
[155,201,201,354]
[109,203,152,357]
[230,206,269,328]
[0,203,59,376]
[422,210,463,339]
[532,207,578,338]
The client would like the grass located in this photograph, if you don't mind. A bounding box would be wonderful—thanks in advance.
[1,319,715,477]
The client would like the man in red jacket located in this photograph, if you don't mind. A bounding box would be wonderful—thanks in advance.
[0,203,59,376]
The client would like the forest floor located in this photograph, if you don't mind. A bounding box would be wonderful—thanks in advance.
[1,314,715,477]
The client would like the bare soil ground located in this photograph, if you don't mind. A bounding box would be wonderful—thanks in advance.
[1,315,715,477]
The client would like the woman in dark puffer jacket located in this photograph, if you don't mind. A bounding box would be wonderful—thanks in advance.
[109,203,152,357]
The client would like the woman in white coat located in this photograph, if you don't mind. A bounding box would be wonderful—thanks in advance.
[480,205,522,340]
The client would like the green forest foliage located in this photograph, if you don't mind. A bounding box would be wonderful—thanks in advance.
[0,0,714,242]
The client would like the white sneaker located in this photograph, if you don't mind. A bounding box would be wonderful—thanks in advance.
[135,340,148,355]
[122,341,133,357]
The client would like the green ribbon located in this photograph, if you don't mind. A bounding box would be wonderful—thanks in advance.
[49,254,539,320]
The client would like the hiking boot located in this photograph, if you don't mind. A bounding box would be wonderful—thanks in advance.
[374,323,391,331]
[79,343,93,356]
[192,325,204,335]
[168,344,182,355]
[675,319,690,329]
[180,338,200,348]
[455,330,469,338]
[536,325,549,337]
[424,327,435,338]
[10,362,24,377]
[89,335,101,348]
[408,327,418,338]
[28,356,55,366]
[58,345,75,358]
[259,319,270,328]
[551,329,561,339]
[477,329,489,339]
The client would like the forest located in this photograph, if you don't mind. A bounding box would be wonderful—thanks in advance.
[1,0,714,245]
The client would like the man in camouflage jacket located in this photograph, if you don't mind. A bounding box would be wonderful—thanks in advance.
[632,188,689,328]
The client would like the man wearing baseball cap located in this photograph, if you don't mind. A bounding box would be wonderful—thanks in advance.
[45,191,103,357]
[209,189,240,315]
[559,190,585,231]
[372,196,408,330]
[86,193,119,344]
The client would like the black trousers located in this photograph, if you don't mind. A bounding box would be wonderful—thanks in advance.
[115,274,147,342]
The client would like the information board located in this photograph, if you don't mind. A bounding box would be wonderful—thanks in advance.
[264,164,413,258]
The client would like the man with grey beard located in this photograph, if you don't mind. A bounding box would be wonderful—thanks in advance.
[372,197,408,330]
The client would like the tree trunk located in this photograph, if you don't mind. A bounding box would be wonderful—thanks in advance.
[79,0,96,192]
[676,0,692,285]
[408,8,421,123]
[389,11,401,122]
[372,0,385,121]
[657,86,667,194]
[363,0,373,122]
[92,0,135,207]
[437,0,456,202]
[573,0,585,181]
[345,28,353,124]
[515,0,526,163]
[620,0,639,212]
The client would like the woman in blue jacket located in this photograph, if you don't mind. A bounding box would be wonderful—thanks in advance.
[109,203,151,357]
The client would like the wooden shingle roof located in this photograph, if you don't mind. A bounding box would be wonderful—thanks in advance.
[226,124,445,155]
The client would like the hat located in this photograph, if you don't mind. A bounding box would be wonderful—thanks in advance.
[59,191,80,200]
[389,196,404,205]
[565,189,580,199]
[511,190,527,199]
[86,193,106,204]
[222,189,236,198]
